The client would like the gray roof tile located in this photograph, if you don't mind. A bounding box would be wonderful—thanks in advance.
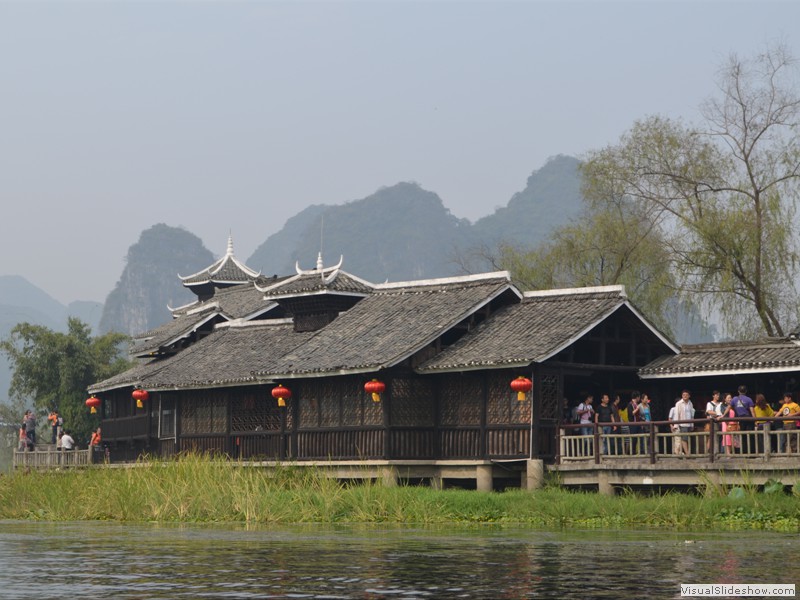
[639,339,800,378]
[417,289,629,372]
[263,276,513,377]
[130,307,222,357]
[259,269,374,299]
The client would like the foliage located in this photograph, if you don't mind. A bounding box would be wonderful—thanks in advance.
[581,45,800,337]
[1,454,799,531]
[0,318,130,443]
[486,196,679,336]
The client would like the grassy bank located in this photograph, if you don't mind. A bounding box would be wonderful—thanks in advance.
[1,455,798,530]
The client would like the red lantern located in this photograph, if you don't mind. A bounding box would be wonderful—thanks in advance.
[364,379,386,403]
[85,395,101,414]
[271,384,291,407]
[510,376,532,401]
[132,389,150,408]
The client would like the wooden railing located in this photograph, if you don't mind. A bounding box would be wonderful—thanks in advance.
[557,417,800,463]
[13,448,105,469]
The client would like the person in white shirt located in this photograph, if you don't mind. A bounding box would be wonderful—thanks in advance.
[671,390,695,455]
[60,431,75,451]
[705,390,724,452]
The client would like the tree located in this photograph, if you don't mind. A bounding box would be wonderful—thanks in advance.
[490,197,679,336]
[581,45,800,338]
[0,318,130,444]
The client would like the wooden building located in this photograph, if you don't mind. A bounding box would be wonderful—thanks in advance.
[88,240,677,484]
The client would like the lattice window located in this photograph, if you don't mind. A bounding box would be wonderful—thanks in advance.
[391,377,434,427]
[539,371,561,420]
[439,374,482,426]
[363,397,383,426]
[159,396,176,440]
[299,395,319,429]
[487,372,531,425]
[181,392,227,434]
[231,390,281,432]
[299,376,367,429]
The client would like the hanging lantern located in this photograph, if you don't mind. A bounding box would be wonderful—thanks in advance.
[132,389,150,408]
[85,395,101,414]
[271,384,291,407]
[364,379,386,403]
[510,376,532,401]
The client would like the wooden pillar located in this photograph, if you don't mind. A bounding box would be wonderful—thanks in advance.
[531,365,541,459]
[430,472,443,490]
[476,464,493,491]
[480,373,487,458]
[383,380,391,459]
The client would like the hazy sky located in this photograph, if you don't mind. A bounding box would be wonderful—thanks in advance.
[2,1,798,305]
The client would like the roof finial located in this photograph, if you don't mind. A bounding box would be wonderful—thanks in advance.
[316,252,324,272]
[226,232,234,256]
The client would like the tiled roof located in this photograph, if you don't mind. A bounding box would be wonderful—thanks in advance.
[261,274,514,377]
[88,357,166,393]
[144,322,315,389]
[129,306,223,357]
[92,273,516,391]
[180,237,260,286]
[639,339,800,379]
[417,287,633,372]
[257,269,374,299]
[92,322,315,392]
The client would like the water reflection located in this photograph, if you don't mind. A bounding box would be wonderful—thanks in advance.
[0,521,793,598]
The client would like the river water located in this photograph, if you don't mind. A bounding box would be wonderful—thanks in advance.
[0,521,793,598]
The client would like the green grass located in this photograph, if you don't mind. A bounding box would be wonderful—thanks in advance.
[1,454,799,530]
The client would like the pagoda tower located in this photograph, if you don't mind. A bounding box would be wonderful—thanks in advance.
[179,235,260,301]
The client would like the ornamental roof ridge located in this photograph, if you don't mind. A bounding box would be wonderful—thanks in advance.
[179,235,260,284]
[374,270,511,290]
[254,255,375,297]
[523,284,626,298]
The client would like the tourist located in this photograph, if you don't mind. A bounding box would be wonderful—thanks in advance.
[731,385,755,433]
[671,390,695,456]
[721,393,739,455]
[753,393,774,453]
[667,405,682,455]
[639,394,653,453]
[48,410,61,444]
[705,391,724,453]
[594,393,617,455]
[24,410,37,449]
[90,427,102,447]
[615,395,630,454]
[627,391,643,453]
[18,426,29,452]
[576,395,594,455]
[776,392,800,453]
[61,430,75,451]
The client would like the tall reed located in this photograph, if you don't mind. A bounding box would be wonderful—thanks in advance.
[1,454,798,530]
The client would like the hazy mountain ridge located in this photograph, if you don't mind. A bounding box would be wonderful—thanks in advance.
[248,182,472,282]
[98,224,214,335]
[7,156,586,339]
[248,155,583,282]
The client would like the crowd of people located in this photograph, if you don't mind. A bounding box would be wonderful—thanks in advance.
[16,408,102,454]
[562,386,800,456]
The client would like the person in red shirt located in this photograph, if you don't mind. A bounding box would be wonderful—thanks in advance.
[90,427,102,447]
